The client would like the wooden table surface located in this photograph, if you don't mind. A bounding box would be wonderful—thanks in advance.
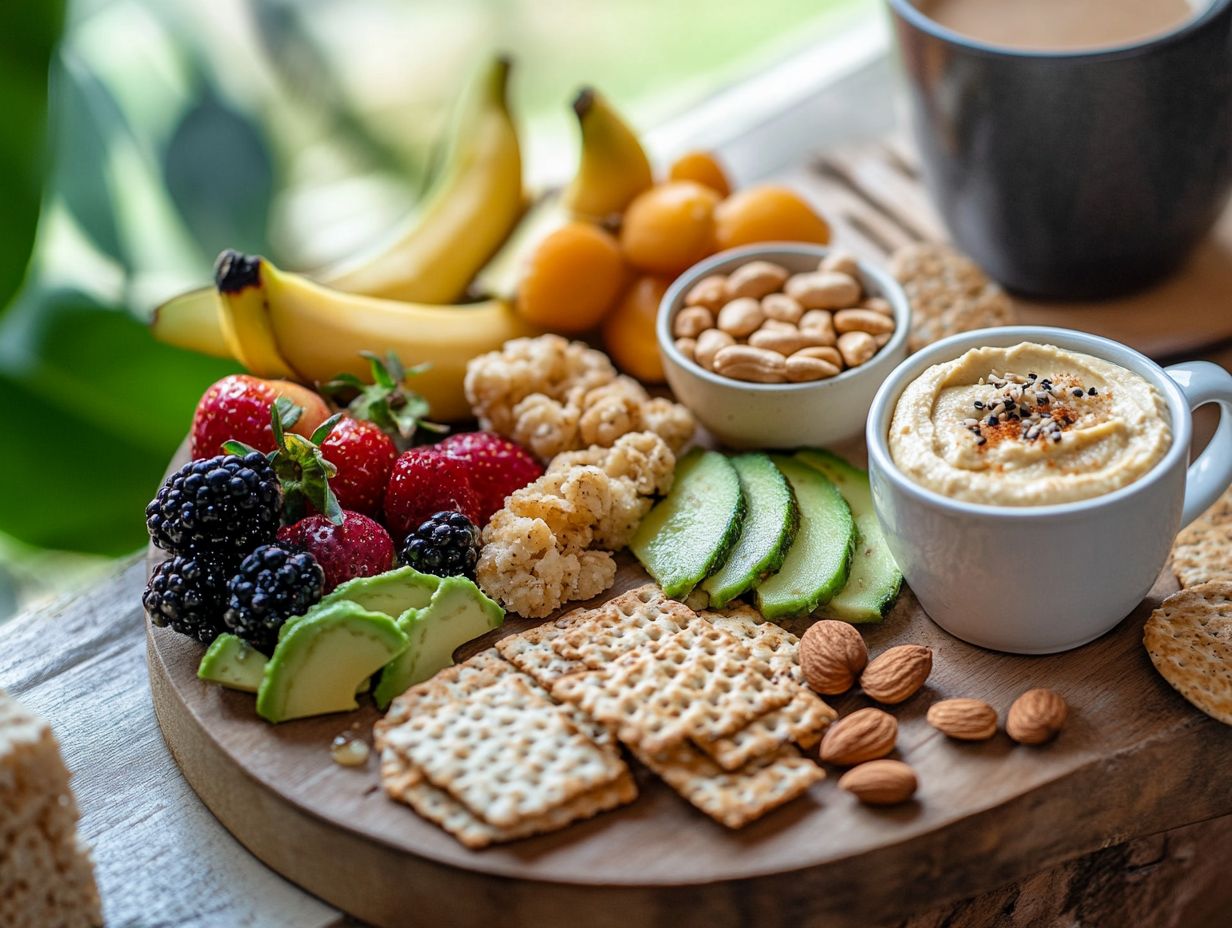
[6,44,1232,928]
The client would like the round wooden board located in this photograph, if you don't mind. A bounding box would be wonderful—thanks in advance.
[147,447,1232,928]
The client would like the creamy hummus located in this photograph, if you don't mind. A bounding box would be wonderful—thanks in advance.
[888,342,1171,505]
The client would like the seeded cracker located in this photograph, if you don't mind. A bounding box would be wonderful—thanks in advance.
[380,673,627,828]
[1172,487,1232,588]
[552,584,695,666]
[551,618,795,754]
[494,617,587,686]
[632,741,824,829]
[890,242,1014,352]
[1143,581,1232,725]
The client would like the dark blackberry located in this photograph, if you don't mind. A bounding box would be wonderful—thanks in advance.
[143,554,230,643]
[224,542,325,653]
[146,452,281,559]
[399,510,481,579]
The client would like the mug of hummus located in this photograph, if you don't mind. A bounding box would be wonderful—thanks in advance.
[866,327,1232,654]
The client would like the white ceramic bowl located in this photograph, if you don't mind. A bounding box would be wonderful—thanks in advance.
[657,244,911,449]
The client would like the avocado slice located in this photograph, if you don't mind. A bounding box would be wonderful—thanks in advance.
[198,633,267,693]
[257,602,408,723]
[701,454,798,608]
[373,576,505,709]
[796,449,903,623]
[754,457,855,620]
[631,449,745,599]
[280,566,440,642]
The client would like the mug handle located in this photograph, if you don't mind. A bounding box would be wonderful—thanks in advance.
[1165,360,1232,527]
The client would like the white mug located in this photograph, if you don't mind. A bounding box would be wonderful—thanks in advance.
[866,326,1232,654]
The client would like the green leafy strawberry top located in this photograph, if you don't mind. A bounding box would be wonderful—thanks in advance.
[321,352,446,447]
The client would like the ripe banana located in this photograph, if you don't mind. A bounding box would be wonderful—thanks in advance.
[213,251,538,421]
[561,87,653,222]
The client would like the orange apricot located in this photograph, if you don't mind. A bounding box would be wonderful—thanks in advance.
[619,181,720,276]
[714,185,831,251]
[601,274,671,383]
[517,221,626,332]
[667,150,732,197]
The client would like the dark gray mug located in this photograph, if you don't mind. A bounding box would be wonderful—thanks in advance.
[887,0,1232,298]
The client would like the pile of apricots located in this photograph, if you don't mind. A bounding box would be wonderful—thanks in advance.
[515,152,831,383]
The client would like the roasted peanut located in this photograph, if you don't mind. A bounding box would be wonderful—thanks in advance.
[761,292,804,323]
[838,330,877,367]
[874,332,892,347]
[725,260,789,300]
[674,337,697,362]
[820,250,860,277]
[785,271,862,310]
[694,328,735,370]
[793,345,844,368]
[748,326,829,356]
[713,344,787,383]
[674,306,715,339]
[760,318,797,333]
[786,354,840,382]
[716,297,765,337]
[684,274,728,312]
[862,296,894,317]
[798,309,837,345]
[834,308,895,336]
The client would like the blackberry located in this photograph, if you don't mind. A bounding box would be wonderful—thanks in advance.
[146,452,281,559]
[399,510,481,579]
[224,542,325,653]
[143,554,230,643]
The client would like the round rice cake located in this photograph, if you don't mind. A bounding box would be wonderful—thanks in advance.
[890,242,1015,352]
[1142,581,1232,724]
[1171,487,1232,589]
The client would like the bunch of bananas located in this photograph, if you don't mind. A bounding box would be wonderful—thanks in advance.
[152,57,656,421]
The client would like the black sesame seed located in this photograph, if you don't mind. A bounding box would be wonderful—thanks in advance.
[1088,387,1098,396]
[987,415,999,426]
[974,400,985,409]
[1072,388,1084,397]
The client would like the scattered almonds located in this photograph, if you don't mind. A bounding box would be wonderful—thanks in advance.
[926,698,998,741]
[799,620,869,695]
[818,707,897,766]
[1006,688,1068,744]
[860,644,933,704]
[837,759,917,806]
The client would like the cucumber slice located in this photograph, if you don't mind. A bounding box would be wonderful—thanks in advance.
[796,449,904,623]
[754,457,855,620]
[631,449,744,598]
[701,454,797,608]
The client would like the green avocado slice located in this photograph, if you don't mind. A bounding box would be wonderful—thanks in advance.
[280,566,440,642]
[373,576,505,709]
[257,602,408,723]
[701,453,798,608]
[630,448,745,599]
[198,633,267,692]
[754,457,854,620]
[796,449,903,623]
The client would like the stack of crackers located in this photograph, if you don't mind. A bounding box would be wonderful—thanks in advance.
[890,243,1015,352]
[375,585,834,848]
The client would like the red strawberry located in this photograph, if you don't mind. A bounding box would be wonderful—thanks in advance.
[277,511,394,592]
[384,448,481,542]
[318,418,397,517]
[191,375,331,459]
[437,432,543,523]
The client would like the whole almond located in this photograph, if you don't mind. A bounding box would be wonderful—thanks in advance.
[838,759,917,805]
[674,306,714,339]
[860,644,932,704]
[684,274,728,311]
[818,707,897,765]
[693,328,735,370]
[799,620,869,695]
[725,260,789,300]
[926,698,998,741]
[1006,689,1068,744]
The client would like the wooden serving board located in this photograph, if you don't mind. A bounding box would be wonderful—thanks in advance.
[147,453,1232,928]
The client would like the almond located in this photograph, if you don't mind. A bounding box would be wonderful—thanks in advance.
[838,759,917,806]
[860,644,933,704]
[799,620,869,695]
[1006,688,1068,744]
[926,698,998,741]
[818,707,897,766]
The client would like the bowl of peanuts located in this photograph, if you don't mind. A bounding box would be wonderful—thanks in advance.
[658,243,911,448]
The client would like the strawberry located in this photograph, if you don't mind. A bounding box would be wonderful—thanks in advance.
[437,432,543,523]
[318,418,397,518]
[278,511,394,592]
[384,448,481,542]
[191,375,330,459]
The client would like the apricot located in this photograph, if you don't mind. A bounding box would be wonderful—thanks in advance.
[714,185,831,251]
[601,275,671,383]
[517,221,626,332]
[668,150,732,197]
[619,181,720,276]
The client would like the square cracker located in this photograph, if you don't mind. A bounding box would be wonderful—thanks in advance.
[376,648,510,738]
[382,747,637,849]
[552,584,695,667]
[632,741,824,829]
[551,618,794,755]
[380,674,627,828]
[495,618,587,687]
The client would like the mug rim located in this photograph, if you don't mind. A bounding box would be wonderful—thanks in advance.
[865,325,1193,521]
[886,0,1231,61]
